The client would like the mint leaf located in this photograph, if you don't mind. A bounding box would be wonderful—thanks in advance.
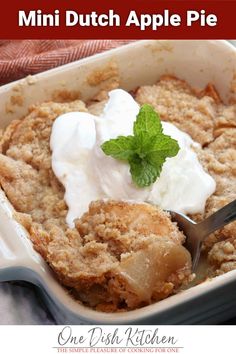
[101,135,135,161]
[130,157,159,187]
[145,135,180,165]
[100,104,180,188]
[133,133,157,158]
[133,104,162,137]
[133,104,163,156]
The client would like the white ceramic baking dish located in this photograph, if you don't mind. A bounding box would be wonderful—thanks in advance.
[0,40,236,324]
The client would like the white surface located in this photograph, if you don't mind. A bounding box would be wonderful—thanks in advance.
[1,325,236,353]
[51,89,215,227]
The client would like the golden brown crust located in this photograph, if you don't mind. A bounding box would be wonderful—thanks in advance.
[135,76,217,146]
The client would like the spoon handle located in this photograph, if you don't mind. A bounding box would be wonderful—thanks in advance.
[197,199,236,240]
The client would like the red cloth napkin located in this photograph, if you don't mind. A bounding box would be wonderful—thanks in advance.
[0,40,132,85]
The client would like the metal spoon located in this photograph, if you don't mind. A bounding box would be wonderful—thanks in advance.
[169,199,236,271]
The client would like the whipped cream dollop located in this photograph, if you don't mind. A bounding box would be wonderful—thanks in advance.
[50,89,216,228]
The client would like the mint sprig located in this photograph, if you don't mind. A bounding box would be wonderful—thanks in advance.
[101,104,180,188]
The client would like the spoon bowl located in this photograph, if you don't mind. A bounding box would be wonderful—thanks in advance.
[169,199,236,271]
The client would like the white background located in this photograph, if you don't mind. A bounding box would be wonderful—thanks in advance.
[0,325,234,354]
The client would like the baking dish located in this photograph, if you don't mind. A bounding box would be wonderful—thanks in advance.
[0,40,236,324]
